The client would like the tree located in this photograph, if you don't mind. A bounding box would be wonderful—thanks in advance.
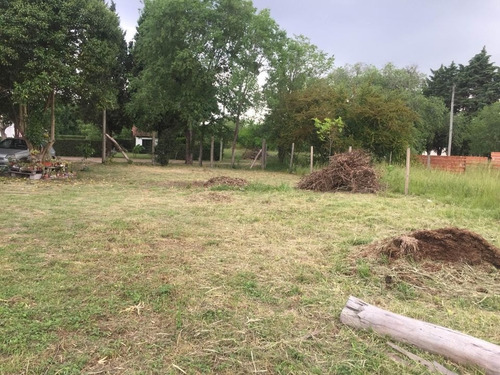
[457,47,500,115]
[129,0,227,164]
[343,84,417,159]
[0,0,125,158]
[468,102,500,156]
[424,62,459,109]
[408,95,448,154]
[264,35,335,161]
[210,4,280,167]
[425,48,500,116]
[129,0,281,165]
[314,116,344,156]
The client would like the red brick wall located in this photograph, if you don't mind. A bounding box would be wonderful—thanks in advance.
[492,152,500,169]
[417,155,466,172]
[465,156,489,166]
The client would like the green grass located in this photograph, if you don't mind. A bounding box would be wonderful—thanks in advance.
[381,163,500,218]
[0,162,498,374]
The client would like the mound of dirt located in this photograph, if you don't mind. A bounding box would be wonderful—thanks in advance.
[378,228,500,268]
[203,176,248,188]
[297,150,379,193]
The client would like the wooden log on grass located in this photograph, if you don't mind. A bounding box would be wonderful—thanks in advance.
[340,296,500,375]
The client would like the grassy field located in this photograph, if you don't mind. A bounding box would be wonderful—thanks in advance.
[1,161,499,374]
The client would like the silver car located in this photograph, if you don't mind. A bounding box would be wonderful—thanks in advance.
[0,138,55,165]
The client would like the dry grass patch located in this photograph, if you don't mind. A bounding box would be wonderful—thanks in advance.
[0,162,498,374]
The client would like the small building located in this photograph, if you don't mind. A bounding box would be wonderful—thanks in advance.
[132,126,157,152]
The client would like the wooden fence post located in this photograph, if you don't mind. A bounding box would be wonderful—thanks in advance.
[405,147,411,195]
[289,143,295,172]
[262,139,267,170]
[152,131,156,165]
[219,138,223,162]
[310,146,314,173]
[210,136,215,168]
[102,108,106,164]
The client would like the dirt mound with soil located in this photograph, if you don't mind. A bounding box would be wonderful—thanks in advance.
[203,176,248,188]
[297,150,379,193]
[378,228,500,268]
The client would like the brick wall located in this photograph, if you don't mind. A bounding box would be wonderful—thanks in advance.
[465,156,489,166]
[492,152,500,169]
[417,155,466,172]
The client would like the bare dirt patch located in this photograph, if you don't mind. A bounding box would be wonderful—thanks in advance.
[375,228,500,268]
[297,150,379,193]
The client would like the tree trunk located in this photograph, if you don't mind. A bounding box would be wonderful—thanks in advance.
[0,120,6,140]
[230,115,241,168]
[41,90,56,161]
[185,124,193,165]
[210,136,215,168]
[198,130,203,167]
[340,296,500,375]
[102,108,107,163]
[17,104,28,139]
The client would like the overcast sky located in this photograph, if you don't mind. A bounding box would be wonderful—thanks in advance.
[113,0,500,76]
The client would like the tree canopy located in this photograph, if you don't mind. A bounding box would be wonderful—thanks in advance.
[129,0,281,164]
[0,0,126,153]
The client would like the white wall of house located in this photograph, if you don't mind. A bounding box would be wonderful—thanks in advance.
[135,137,158,146]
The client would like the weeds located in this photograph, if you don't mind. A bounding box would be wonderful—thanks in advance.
[381,163,500,218]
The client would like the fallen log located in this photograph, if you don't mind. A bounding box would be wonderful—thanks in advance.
[340,296,500,375]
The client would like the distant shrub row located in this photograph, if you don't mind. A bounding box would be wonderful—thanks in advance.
[54,138,135,157]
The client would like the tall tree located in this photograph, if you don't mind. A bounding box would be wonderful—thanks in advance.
[0,0,125,158]
[216,6,280,167]
[424,62,459,109]
[264,35,335,160]
[468,102,500,156]
[129,0,223,164]
[408,95,448,154]
[457,47,500,115]
[425,48,500,116]
[129,0,281,165]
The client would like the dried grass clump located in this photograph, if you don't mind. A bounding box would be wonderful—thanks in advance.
[298,150,379,193]
[203,176,248,188]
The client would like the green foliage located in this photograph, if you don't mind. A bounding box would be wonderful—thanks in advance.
[0,0,127,148]
[468,102,500,156]
[129,0,281,165]
[78,121,102,141]
[457,47,500,115]
[238,121,266,149]
[426,48,500,116]
[77,142,95,160]
[313,116,344,156]
[264,35,335,161]
[408,95,448,154]
[132,144,146,155]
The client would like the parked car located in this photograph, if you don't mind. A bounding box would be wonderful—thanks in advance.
[0,138,56,165]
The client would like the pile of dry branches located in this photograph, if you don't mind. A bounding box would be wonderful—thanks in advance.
[298,150,379,193]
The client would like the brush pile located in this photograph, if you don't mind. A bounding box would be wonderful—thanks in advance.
[298,150,379,193]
